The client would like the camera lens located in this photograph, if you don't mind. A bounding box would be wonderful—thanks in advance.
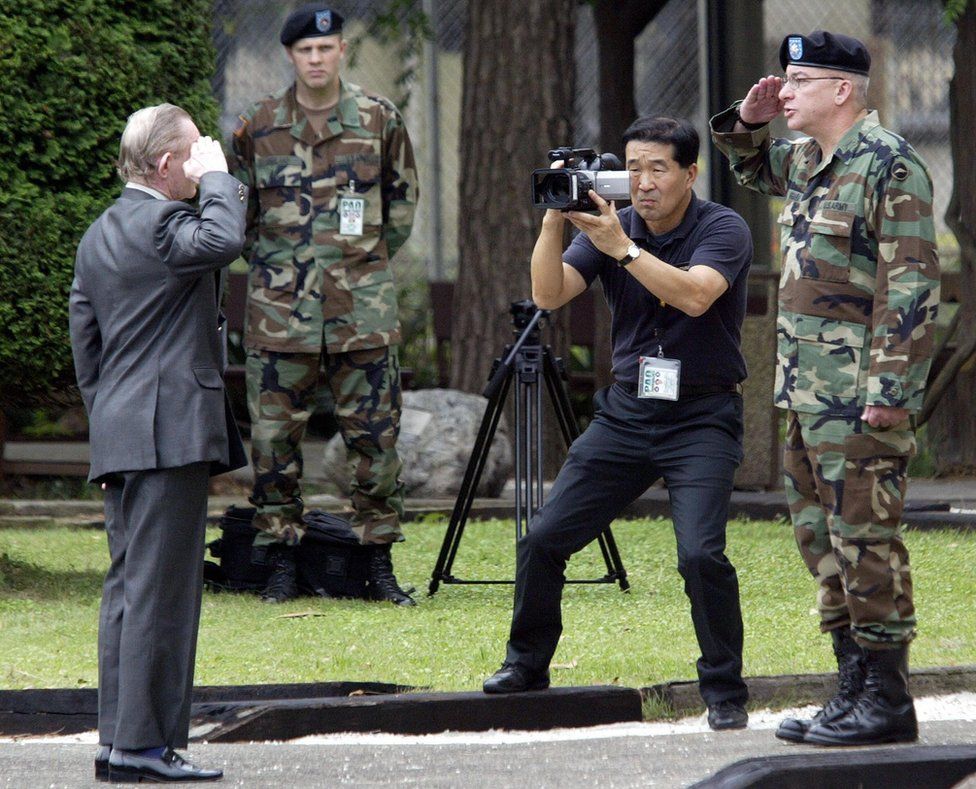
[538,173,571,203]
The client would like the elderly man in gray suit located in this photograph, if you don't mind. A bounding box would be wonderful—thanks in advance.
[69,103,248,783]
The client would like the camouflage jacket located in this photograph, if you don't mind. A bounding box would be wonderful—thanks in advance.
[229,79,418,354]
[710,106,939,418]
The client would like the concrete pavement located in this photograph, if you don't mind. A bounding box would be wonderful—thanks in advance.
[3,714,976,788]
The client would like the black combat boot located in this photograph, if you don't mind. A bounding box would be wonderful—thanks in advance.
[775,627,865,742]
[261,543,299,603]
[367,543,416,606]
[804,643,917,746]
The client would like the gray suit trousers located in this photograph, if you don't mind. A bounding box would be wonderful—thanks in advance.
[97,462,210,750]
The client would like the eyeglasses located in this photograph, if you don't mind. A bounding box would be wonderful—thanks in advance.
[782,75,845,91]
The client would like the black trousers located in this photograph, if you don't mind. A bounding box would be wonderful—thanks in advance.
[504,384,748,705]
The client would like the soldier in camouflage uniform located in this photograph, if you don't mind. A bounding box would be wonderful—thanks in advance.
[710,31,939,746]
[228,5,418,605]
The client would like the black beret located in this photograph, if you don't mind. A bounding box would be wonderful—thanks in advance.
[280,4,344,47]
[779,30,871,75]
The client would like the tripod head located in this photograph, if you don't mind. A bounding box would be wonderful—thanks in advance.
[510,299,548,332]
[483,300,550,400]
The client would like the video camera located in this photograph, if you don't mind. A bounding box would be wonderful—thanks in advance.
[531,147,630,212]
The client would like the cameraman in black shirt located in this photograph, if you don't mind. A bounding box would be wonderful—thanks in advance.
[483,117,753,731]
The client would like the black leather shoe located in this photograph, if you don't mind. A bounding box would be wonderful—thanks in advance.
[108,747,222,782]
[483,662,550,694]
[707,700,749,730]
[95,745,110,782]
[776,628,865,743]
[804,644,917,746]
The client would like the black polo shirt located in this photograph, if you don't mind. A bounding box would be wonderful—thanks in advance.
[563,193,752,388]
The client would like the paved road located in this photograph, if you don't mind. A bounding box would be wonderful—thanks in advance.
[3,708,976,788]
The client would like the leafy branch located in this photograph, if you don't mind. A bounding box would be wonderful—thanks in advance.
[944,0,972,24]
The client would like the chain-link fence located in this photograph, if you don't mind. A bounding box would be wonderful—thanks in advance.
[211,0,958,280]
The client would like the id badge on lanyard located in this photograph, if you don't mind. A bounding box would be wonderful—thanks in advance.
[638,356,681,400]
[638,341,681,401]
[339,194,365,236]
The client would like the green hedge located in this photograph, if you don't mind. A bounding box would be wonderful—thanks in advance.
[0,0,220,409]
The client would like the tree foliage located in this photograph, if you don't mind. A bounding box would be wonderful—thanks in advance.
[944,0,973,23]
[0,0,220,410]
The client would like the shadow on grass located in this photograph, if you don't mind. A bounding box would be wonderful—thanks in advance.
[0,552,101,600]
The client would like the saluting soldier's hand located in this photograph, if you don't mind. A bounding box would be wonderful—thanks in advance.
[565,190,632,261]
[183,137,229,183]
[739,76,785,126]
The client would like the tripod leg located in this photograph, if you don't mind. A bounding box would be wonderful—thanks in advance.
[515,352,545,540]
[542,348,630,590]
[595,529,631,591]
[428,371,513,595]
[542,349,580,446]
[514,370,524,540]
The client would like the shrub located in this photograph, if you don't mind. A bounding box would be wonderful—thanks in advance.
[0,0,220,409]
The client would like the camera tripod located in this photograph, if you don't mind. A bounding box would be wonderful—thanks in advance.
[428,300,629,595]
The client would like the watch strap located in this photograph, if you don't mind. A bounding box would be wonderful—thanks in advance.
[617,243,641,267]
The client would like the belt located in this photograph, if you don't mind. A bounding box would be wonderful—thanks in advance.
[616,381,742,399]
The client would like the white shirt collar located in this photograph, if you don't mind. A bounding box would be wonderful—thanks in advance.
[125,182,168,200]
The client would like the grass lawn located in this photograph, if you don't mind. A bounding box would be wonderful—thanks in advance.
[1,517,975,696]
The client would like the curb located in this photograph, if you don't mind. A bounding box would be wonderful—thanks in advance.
[690,745,976,789]
[196,686,643,742]
[3,667,974,741]
[645,665,976,718]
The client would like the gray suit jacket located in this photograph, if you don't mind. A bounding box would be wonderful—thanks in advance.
[70,172,249,482]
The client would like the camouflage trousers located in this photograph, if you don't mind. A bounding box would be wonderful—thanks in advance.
[783,409,916,646]
[246,345,404,547]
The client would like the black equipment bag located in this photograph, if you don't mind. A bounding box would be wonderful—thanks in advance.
[205,505,369,599]
[298,510,370,599]
[205,505,271,591]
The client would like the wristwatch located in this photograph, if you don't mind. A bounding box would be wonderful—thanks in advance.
[617,242,641,267]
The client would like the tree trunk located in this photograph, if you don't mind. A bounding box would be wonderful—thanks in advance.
[0,409,6,483]
[923,3,976,472]
[590,0,666,390]
[450,0,576,475]
[594,0,667,158]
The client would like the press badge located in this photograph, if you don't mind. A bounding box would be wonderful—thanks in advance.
[638,356,681,400]
[339,196,365,236]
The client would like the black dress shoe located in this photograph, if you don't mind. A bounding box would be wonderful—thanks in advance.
[95,745,110,782]
[483,662,550,694]
[108,747,222,783]
[707,700,749,730]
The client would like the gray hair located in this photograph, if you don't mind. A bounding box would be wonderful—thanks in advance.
[848,74,870,109]
[117,103,193,183]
